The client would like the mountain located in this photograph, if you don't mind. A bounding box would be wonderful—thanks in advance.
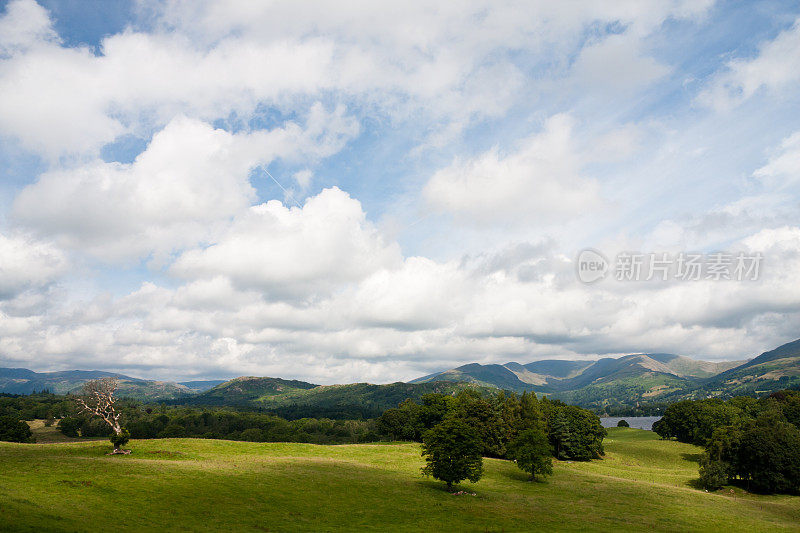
[411,353,741,393]
[175,376,319,405]
[699,339,800,396]
[411,340,800,412]
[0,368,219,400]
[3,339,797,415]
[177,377,495,419]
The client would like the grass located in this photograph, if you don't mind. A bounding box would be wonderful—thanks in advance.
[1,427,799,532]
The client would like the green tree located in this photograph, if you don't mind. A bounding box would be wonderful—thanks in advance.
[698,456,730,490]
[508,428,553,480]
[421,418,483,490]
[0,415,33,443]
[737,420,800,494]
[617,419,630,427]
[548,410,574,460]
[58,416,82,438]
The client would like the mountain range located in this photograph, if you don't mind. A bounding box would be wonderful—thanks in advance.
[0,368,223,400]
[2,338,798,415]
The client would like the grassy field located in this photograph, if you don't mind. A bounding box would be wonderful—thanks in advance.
[1,427,799,532]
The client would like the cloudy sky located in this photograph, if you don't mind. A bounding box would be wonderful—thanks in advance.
[0,0,799,383]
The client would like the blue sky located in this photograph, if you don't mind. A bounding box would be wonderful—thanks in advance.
[0,0,798,383]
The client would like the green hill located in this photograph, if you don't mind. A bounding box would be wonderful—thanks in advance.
[700,339,800,397]
[409,341,800,412]
[0,368,202,401]
[180,378,494,418]
[2,429,798,531]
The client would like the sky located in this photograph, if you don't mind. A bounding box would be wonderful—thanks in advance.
[0,0,799,383]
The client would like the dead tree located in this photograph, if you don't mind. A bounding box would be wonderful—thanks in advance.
[75,378,130,454]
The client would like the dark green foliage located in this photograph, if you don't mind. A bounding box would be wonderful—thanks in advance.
[544,402,606,460]
[421,418,483,489]
[666,391,800,494]
[0,415,33,442]
[448,389,512,457]
[653,399,748,445]
[736,420,800,494]
[508,428,553,480]
[698,456,731,490]
[617,419,630,427]
[110,428,130,450]
[58,416,81,437]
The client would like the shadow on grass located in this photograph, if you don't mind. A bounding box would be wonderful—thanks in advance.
[686,478,705,490]
[681,453,702,463]
[417,478,484,495]
[501,468,549,484]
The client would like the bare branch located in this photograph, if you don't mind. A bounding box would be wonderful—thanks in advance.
[75,378,123,436]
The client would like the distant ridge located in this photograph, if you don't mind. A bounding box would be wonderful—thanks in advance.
[0,367,223,400]
[3,339,798,414]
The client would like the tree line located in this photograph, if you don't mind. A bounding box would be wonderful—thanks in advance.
[377,389,606,487]
[653,390,800,494]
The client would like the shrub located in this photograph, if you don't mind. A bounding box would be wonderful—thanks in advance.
[110,429,130,450]
[617,419,630,428]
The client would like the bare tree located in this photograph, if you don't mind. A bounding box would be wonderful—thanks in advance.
[75,378,130,454]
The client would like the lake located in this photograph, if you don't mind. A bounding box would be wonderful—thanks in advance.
[600,416,662,431]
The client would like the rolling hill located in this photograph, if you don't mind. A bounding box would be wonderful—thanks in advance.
[176,378,496,419]
[3,339,798,415]
[0,368,222,400]
[411,340,800,412]
[411,353,745,393]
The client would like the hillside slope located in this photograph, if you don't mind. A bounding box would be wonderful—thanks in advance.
[2,431,798,531]
[180,378,494,418]
[0,368,218,400]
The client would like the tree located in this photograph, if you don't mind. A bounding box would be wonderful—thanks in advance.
[698,455,730,490]
[0,415,33,443]
[737,421,800,494]
[75,378,130,454]
[58,416,81,438]
[617,419,630,428]
[508,428,553,480]
[421,417,483,490]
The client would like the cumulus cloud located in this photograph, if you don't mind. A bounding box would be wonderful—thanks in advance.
[4,222,798,382]
[423,114,602,227]
[171,187,402,299]
[12,106,358,262]
[0,0,712,157]
[0,231,66,300]
[3,0,799,384]
[698,18,800,110]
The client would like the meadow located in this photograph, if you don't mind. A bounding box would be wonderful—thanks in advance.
[1,427,798,532]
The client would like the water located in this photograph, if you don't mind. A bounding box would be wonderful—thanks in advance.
[600,416,662,431]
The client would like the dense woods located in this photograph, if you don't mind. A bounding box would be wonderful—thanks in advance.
[653,390,800,493]
[377,390,606,461]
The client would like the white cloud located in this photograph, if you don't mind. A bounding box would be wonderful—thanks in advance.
[171,187,402,299]
[12,106,358,263]
[0,0,712,158]
[569,33,670,94]
[0,231,66,300]
[754,131,800,190]
[0,0,56,52]
[423,114,602,227]
[698,18,800,110]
